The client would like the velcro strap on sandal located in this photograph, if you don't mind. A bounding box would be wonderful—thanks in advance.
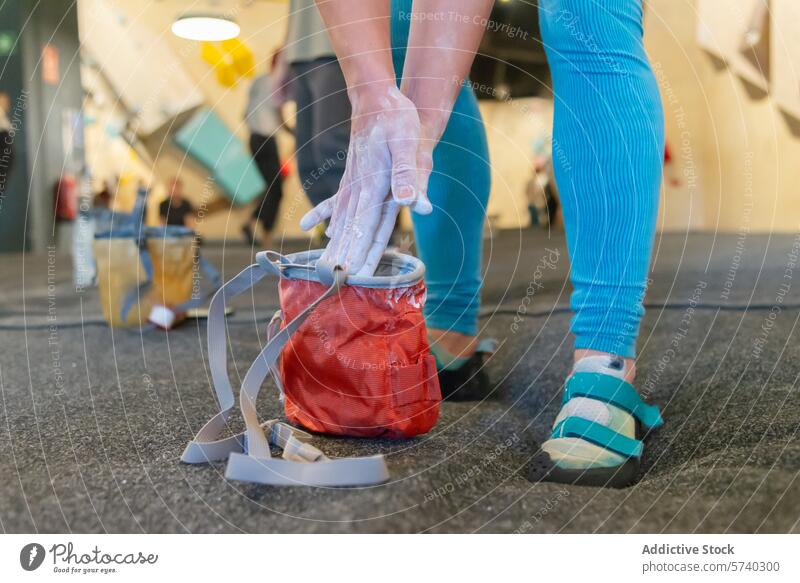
[552,416,644,459]
[563,372,664,430]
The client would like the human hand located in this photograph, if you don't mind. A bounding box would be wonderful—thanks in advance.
[300,83,433,276]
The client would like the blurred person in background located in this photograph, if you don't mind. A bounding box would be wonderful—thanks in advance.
[93,179,114,209]
[242,49,291,248]
[159,178,196,229]
[0,92,14,203]
[525,136,562,230]
[282,0,351,216]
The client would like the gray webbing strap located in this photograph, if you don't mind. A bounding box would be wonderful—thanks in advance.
[237,268,346,460]
[181,263,273,463]
[181,255,390,487]
[266,310,285,401]
[120,243,153,323]
[120,188,151,323]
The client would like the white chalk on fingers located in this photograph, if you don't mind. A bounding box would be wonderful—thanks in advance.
[391,185,418,206]
[300,198,334,231]
[355,202,400,276]
[299,211,319,231]
[413,195,433,215]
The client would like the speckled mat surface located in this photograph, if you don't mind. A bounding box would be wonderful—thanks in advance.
[1,230,798,533]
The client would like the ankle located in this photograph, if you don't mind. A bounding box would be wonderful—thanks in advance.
[573,349,636,383]
[428,329,477,358]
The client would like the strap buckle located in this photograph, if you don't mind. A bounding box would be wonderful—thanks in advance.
[315,256,347,287]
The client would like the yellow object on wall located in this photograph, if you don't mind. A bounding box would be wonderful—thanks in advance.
[200,39,255,88]
[200,42,225,67]
[222,38,255,78]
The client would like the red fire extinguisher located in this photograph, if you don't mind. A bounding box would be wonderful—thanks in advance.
[54,174,78,221]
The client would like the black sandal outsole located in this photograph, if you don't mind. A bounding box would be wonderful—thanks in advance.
[526,422,646,489]
[437,350,492,401]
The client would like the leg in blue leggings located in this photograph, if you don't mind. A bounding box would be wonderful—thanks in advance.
[539,0,664,360]
[414,93,490,340]
[391,1,491,359]
[536,0,665,483]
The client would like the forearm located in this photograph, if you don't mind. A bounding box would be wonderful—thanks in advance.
[315,0,395,98]
[279,111,294,136]
[401,0,493,139]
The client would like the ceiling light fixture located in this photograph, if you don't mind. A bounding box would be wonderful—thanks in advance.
[171,14,240,41]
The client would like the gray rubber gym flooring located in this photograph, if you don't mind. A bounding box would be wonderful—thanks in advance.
[1,229,799,533]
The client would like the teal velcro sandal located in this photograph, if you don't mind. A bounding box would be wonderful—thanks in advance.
[528,356,663,488]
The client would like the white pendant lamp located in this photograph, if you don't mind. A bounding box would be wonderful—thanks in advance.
[171,14,240,41]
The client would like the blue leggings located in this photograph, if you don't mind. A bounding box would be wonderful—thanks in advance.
[392,0,664,358]
[391,0,491,337]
